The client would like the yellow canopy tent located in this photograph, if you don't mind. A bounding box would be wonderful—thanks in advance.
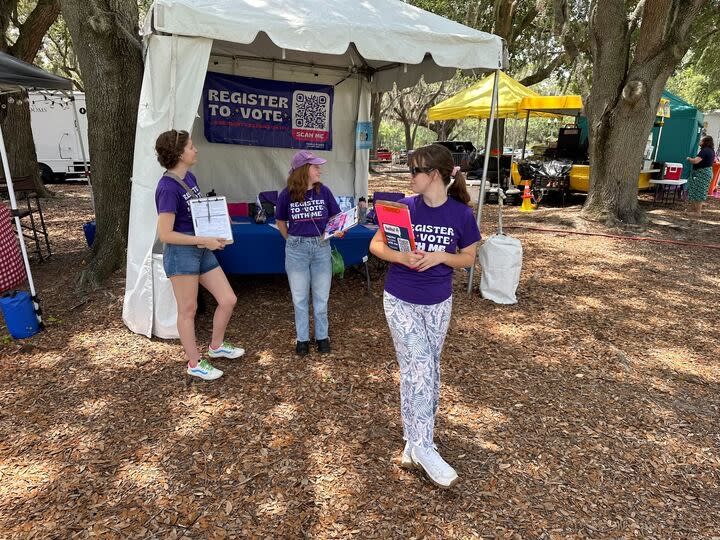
[512,95,671,192]
[517,95,669,117]
[517,95,583,116]
[428,71,549,120]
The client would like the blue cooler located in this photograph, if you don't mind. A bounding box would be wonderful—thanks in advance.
[83,220,96,247]
[0,290,40,339]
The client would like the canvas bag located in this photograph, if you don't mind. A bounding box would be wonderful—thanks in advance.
[478,234,522,304]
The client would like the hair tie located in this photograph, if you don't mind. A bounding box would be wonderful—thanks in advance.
[451,165,461,178]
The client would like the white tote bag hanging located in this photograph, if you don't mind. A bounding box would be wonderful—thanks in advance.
[478,185,523,304]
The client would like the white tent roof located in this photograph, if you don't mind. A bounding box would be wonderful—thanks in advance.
[146,0,505,91]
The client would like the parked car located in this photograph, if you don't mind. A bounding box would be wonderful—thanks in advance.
[376,147,392,162]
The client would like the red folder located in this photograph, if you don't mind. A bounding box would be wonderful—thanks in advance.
[375,201,416,252]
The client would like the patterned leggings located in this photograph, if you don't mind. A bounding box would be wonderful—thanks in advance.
[383,291,452,449]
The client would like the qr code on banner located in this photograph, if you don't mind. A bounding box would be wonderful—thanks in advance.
[292,91,330,131]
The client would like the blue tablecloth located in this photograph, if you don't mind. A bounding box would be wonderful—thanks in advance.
[215,217,377,275]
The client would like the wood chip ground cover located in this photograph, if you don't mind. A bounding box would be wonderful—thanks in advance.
[0,176,718,539]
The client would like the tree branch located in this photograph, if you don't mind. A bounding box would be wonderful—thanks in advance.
[628,0,645,33]
[10,0,61,62]
[518,53,567,86]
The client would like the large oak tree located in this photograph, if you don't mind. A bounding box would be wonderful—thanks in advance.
[58,0,144,288]
[583,0,713,224]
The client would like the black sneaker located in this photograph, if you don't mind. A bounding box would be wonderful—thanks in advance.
[317,338,331,354]
[295,341,310,356]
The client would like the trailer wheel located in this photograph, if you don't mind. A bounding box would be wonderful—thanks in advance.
[38,163,56,184]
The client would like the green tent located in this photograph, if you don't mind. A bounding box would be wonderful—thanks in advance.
[654,91,704,179]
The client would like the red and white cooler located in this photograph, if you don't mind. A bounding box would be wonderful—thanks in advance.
[663,162,684,180]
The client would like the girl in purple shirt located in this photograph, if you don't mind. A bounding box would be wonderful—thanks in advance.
[154,129,244,381]
[275,151,342,357]
[370,143,481,489]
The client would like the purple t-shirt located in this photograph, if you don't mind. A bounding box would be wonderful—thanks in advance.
[384,195,481,305]
[275,184,341,237]
[154,171,202,234]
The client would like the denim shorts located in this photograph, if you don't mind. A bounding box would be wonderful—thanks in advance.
[163,242,219,278]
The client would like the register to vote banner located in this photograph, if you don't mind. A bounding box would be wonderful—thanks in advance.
[203,72,333,151]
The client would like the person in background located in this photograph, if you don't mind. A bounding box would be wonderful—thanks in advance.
[370,143,481,489]
[275,151,342,356]
[155,129,245,381]
[686,135,716,218]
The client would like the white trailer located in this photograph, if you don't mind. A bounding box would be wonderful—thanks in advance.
[29,90,89,182]
[705,110,720,147]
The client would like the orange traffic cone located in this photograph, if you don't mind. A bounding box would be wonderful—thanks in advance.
[519,181,535,212]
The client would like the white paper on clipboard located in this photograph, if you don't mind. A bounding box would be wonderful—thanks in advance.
[189,196,234,243]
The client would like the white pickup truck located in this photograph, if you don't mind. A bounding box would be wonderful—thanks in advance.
[29,90,90,182]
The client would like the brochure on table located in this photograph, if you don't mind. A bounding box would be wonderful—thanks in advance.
[323,207,359,239]
[189,196,234,243]
[375,201,416,252]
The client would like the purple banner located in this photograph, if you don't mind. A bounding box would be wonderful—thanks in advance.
[203,72,333,150]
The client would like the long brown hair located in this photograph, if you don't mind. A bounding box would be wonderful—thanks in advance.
[700,135,714,150]
[409,143,471,205]
[287,164,322,203]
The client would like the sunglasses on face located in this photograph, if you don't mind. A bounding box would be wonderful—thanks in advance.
[409,166,435,176]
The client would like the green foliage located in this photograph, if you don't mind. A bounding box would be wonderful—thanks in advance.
[667,66,720,111]
[378,120,436,150]
[670,2,720,111]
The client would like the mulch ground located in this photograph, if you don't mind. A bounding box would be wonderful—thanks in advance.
[1,174,719,539]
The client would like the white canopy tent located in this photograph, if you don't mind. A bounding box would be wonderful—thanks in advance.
[123,0,505,337]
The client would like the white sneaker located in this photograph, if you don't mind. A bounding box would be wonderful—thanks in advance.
[400,442,414,469]
[187,358,223,381]
[208,341,245,359]
[411,445,458,488]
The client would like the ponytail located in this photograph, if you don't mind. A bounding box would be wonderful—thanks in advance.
[447,170,471,205]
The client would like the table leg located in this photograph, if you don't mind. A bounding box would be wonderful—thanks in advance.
[363,256,371,295]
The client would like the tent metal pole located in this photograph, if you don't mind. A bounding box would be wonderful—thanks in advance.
[654,122,664,162]
[65,89,94,213]
[467,68,500,294]
[352,74,361,202]
[521,110,530,159]
[0,125,39,309]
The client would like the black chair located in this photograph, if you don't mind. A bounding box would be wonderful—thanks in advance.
[0,175,51,261]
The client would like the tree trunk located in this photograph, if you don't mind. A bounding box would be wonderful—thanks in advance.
[583,102,657,224]
[403,117,413,150]
[0,90,51,197]
[583,0,707,225]
[59,0,144,289]
[431,120,457,142]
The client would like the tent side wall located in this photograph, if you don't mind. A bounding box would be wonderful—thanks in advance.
[654,91,704,179]
[123,35,213,337]
[655,111,704,179]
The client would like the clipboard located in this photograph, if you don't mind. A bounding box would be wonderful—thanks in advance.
[375,201,415,252]
[189,196,234,243]
[323,206,359,239]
